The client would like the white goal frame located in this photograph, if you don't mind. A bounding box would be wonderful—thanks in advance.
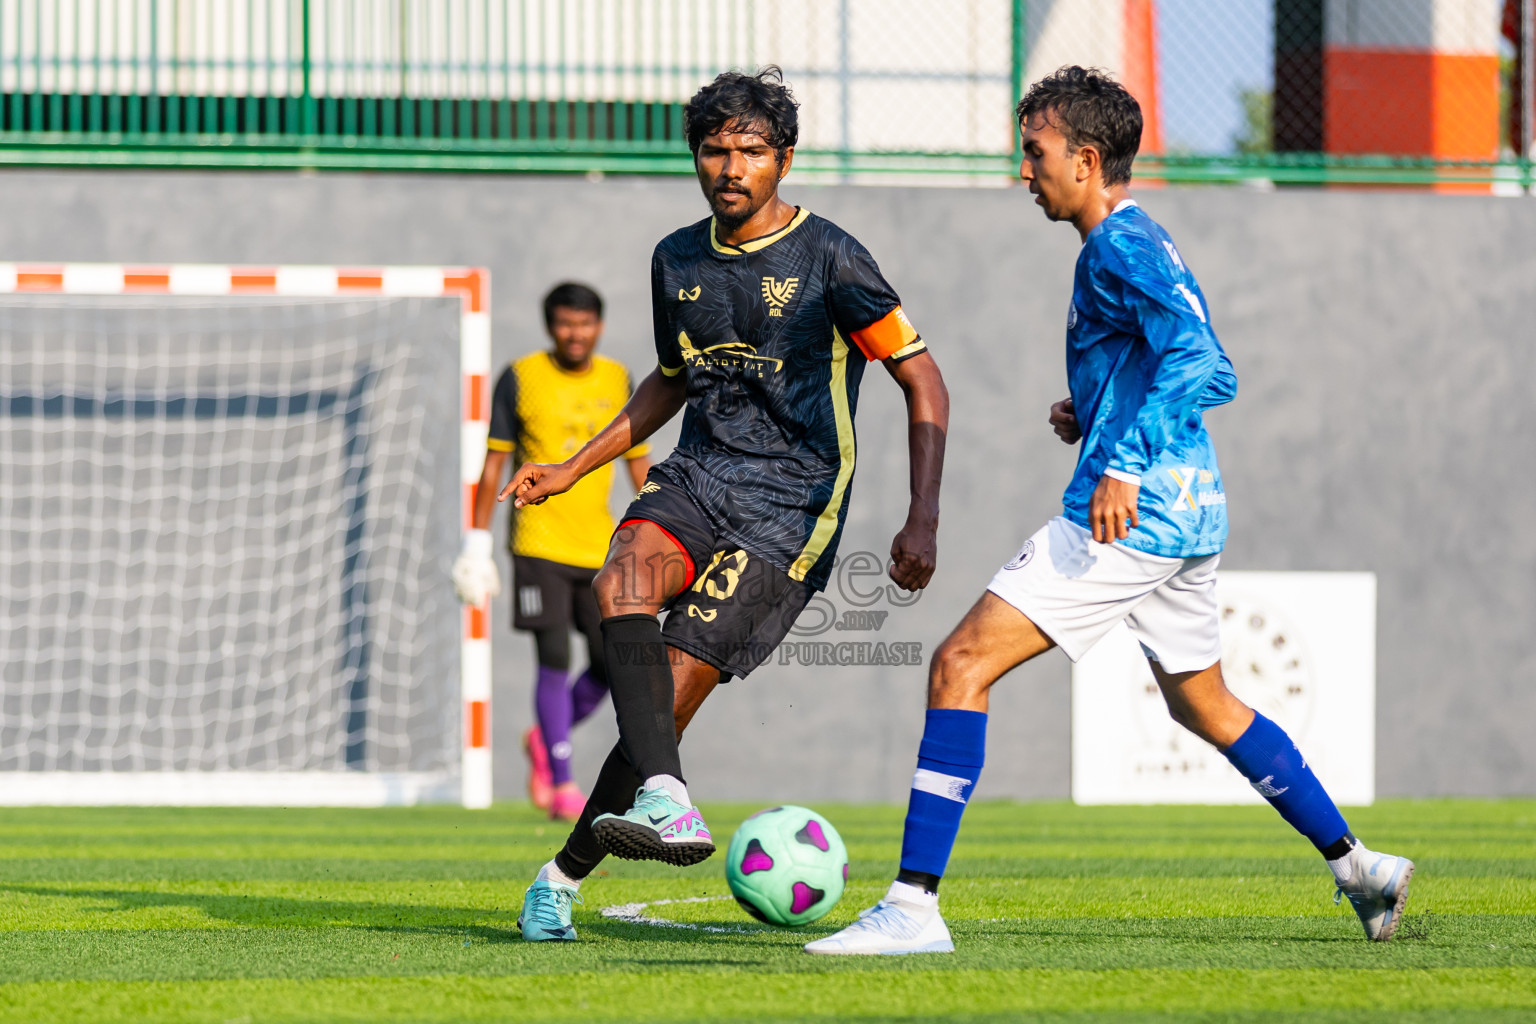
[0,262,492,808]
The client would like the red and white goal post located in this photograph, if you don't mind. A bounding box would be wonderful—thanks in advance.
[0,263,492,807]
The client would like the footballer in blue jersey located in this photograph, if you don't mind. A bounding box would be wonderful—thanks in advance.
[1061,198,1236,559]
[809,66,1413,958]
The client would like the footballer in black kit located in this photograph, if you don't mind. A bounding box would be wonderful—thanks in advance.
[632,206,928,677]
[502,66,949,939]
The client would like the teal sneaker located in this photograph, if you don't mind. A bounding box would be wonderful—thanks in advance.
[517,878,582,941]
[591,786,715,866]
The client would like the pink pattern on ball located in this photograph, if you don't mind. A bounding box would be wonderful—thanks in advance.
[739,838,774,875]
[796,819,830,852]
[791,881,824,915]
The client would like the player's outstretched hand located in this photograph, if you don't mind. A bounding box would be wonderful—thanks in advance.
[499,461,581,509]
[1089,475,1139,544]
[1049,397,1081,444]
[888,518,938,591]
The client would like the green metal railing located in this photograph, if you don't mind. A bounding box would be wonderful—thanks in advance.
[0,0,1528,189]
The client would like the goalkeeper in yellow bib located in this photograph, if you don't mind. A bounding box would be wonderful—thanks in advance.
[453,282,651,823]
[503,67,950,942]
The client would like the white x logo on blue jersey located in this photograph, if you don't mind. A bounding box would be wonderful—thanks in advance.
[1167,467,1199,511]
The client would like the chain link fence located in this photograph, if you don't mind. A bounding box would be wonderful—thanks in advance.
[0,0,1529,188]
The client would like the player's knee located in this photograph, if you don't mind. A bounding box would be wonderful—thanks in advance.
[927,636,983,706]
[591,563,628,617]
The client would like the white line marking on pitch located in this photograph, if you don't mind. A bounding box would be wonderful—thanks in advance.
[599,895,768,933]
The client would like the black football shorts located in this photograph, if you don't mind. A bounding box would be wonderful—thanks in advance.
[511,555,601,635]
[616,472,814,680]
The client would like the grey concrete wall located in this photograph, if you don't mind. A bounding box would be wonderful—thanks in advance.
[0,169,1531,799]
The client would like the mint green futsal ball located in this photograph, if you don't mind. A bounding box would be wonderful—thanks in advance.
[725,805,848,926]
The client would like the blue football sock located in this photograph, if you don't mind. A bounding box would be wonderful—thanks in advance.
[897,709,987,886]
[1222,712,1349,853]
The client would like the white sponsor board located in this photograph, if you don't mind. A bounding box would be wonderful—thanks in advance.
[1072,571,1375,806]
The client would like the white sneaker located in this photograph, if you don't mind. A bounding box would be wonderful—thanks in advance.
[803,900,954,955]
[1335,843,1415,942]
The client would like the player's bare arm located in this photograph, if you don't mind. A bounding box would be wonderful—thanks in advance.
[500,367,686,508]
[886,350,948,591]
[472,449,510,529]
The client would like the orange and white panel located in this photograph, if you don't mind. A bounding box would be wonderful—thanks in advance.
[1323,0,1502,161]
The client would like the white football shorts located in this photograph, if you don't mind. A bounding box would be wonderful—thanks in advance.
[986,516,1221,674]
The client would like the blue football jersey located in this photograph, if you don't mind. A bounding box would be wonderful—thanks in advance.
[1061,200,1237,558]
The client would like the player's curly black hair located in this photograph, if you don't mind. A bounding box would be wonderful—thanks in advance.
[1016,65,1142,187]
[684,66,799,162]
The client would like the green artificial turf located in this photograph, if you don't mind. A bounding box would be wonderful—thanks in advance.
[0,800,1531,1023]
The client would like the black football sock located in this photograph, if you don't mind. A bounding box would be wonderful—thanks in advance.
[553,741,644,880]
[600,613,684,781]
[1320,832,1357,862]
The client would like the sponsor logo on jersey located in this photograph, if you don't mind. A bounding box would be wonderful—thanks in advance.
[677,330,783,377]
[1168,468,1197,511]
[677,285,701,302]
[1167,467,1224,511]
[760,276,799,317]
[638,480,662,496]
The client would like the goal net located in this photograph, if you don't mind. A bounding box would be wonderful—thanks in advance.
[0,266,491,806]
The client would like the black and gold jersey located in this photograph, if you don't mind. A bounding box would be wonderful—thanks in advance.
[650,207,927,591]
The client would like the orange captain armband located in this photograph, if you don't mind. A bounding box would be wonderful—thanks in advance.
[849,306,926,363]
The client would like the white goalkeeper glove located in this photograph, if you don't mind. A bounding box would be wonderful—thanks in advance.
[452,529,502,606]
